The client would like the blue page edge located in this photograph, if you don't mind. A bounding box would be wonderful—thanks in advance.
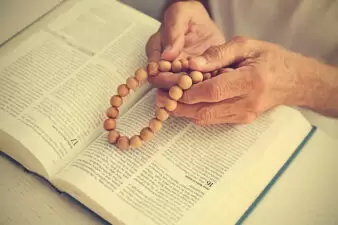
[235,125,317,225]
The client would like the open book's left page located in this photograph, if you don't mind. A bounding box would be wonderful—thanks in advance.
[0,0,159,178]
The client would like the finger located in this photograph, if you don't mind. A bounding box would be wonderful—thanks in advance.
[156,89,247,122]
[193,112,257,126]
[189,36,259,72]
[146,31,162,63]
[161,6,190,61]
[156,89,205,119]
[148,72,185,89]
[180,68,254,104]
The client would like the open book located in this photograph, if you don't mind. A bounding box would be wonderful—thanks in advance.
[0,0,316,224]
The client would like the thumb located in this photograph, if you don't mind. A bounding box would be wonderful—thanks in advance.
[161,13,189,61]
[189,37,257,72]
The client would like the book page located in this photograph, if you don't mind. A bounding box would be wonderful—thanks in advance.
[53,90,312,225]
[0,0,159,178]
[48,0,159,55]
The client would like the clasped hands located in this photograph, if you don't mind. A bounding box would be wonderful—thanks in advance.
[146,1,322,125]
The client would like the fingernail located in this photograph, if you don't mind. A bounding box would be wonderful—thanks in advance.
[191,56,207,66]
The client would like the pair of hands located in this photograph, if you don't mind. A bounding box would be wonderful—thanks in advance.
[145,1,329,125]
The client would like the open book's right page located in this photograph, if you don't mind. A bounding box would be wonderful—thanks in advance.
[53,89,313,225]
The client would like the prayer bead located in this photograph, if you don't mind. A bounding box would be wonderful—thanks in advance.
[130,135,143,148]
[135,68,148,82]
[149,118,162,132]
[126,77,138,90]
[140,127,154,141]
[169,85,183,101]
[219,68,234,74]
[190,71,203,83]
[103,119,116,130]
[159,60,171,72]
[180,58,189,71]
[203,73,211,80]
[164,98,177,111]
[110,95,123,107]
[178,75,193,90]
[106,107,119,118]
[155,108,170,121]
[117,84,129,97]
[117,136,129,150]
[171,60,182,73]
[105,61,220,150]
[211,70,219,77]
[108,130,120,144]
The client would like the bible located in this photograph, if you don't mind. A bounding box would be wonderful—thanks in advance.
[0,0,316,225]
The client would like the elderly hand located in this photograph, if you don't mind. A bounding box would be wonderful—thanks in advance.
[146,1,225,88]
[156,36,338,125]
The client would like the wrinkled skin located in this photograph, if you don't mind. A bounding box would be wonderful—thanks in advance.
[146,2,338,125]
[156,36,338,125]
[146,1,225,88]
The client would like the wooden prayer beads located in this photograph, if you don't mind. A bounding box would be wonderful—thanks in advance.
[104,59,226,150]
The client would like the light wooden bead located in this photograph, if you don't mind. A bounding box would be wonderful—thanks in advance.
[159,60,171,72]
[140,127,154,141]
[106,107,119,118]
[104,119,116,130]
[178,74,193,90]
[135,68,148,82]
[219,68,234,74]
[155,108,169,121]
[164,98,177,111]
[149,118,163,132]
[203,73,212,80]
[130,135,143,148]
[211,70,219,77]
[108,130,120,144]
[190,71,203,83]
[117,136,130,150]
[147,62,159,76]
[180,58,189,71]
[110,95,123,107]
[171,60,182,73]
[117,84,129,97]
[169,85,183,101]
[126,77,138,90]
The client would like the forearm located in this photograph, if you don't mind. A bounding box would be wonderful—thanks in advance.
[298,57,338,117]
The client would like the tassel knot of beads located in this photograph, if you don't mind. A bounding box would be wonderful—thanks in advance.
[104,59,224,150]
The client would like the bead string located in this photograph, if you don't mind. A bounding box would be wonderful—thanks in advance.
[103,59,224,150]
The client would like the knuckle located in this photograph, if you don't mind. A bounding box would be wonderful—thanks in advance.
[166,2,184,16]
[231,36,250,44]
[206,84,223,101]
[193,119,208,126]
[205,46,226,61]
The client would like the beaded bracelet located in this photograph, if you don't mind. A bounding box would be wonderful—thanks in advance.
[103,59,224,150]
